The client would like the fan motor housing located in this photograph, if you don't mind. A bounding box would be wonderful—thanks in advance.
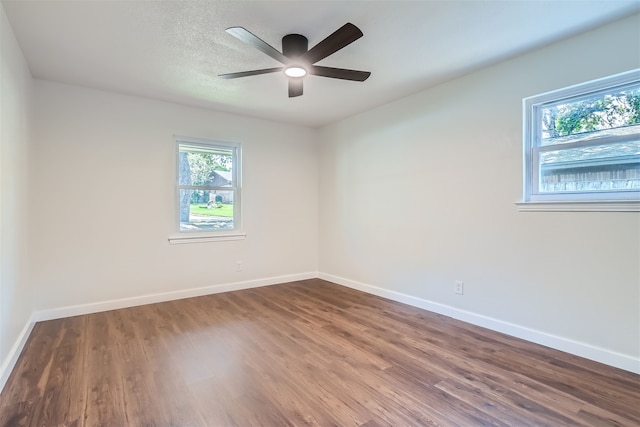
[282,34,308,57]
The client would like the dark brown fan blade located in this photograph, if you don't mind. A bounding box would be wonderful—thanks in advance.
[288,79,303,97]
[226,27,289,64]
[309,66,370,81]
[301,23,363,65]
[219,67,283,79]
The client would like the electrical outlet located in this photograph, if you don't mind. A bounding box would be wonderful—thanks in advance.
[454,281,464,295]
[235,261,243,272]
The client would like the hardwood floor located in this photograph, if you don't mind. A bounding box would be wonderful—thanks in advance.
[0,279,638,426]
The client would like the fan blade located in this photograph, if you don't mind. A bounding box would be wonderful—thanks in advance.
[219,67,283,79]
[301,23,363,64]
[309,66,370,81]
[226,27,289,64]
[289,79,303,97]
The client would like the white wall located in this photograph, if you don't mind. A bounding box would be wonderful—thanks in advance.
[30,81,318,310]
[0,4,33,376]
[318,13,640,371]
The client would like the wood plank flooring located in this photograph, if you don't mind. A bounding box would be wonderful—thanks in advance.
[0,279,638,426]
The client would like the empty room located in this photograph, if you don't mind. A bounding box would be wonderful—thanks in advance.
[1,0,639,425]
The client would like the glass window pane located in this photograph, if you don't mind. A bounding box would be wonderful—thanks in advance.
[179,145,234,186]
[540,84,640,146]
[538,141,640,193]
[179,189,235,231]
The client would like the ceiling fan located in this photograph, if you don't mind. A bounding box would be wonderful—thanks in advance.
[219,23,371,98]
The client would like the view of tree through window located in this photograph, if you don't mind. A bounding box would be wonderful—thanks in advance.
[177,141,239,231]
[541,86,640,142]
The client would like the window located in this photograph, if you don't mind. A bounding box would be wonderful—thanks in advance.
[521,69,640,211]
[173,137,242,241]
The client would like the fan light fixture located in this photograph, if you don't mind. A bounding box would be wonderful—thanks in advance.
[284,66,307,78]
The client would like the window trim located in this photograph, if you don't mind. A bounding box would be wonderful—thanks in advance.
[519,69,640,212]
[169,135,245,244]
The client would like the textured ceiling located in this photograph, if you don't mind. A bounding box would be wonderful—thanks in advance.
[3,1,639,128]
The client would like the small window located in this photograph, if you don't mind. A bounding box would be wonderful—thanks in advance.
[522,70,640,207]
[176,137,241,233]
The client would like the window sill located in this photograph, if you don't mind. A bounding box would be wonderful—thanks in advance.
[168,231,247,244]
[516,200,640,212]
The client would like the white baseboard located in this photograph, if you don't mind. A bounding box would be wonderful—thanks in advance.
[0,314,36,393]
[319,273,640,375]
[33,272,317,322]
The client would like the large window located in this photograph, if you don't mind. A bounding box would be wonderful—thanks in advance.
[176,137,241,234]
[522,70,640,209]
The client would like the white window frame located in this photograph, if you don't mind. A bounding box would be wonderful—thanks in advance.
[168,136,245,244]
[519,69,640,212]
